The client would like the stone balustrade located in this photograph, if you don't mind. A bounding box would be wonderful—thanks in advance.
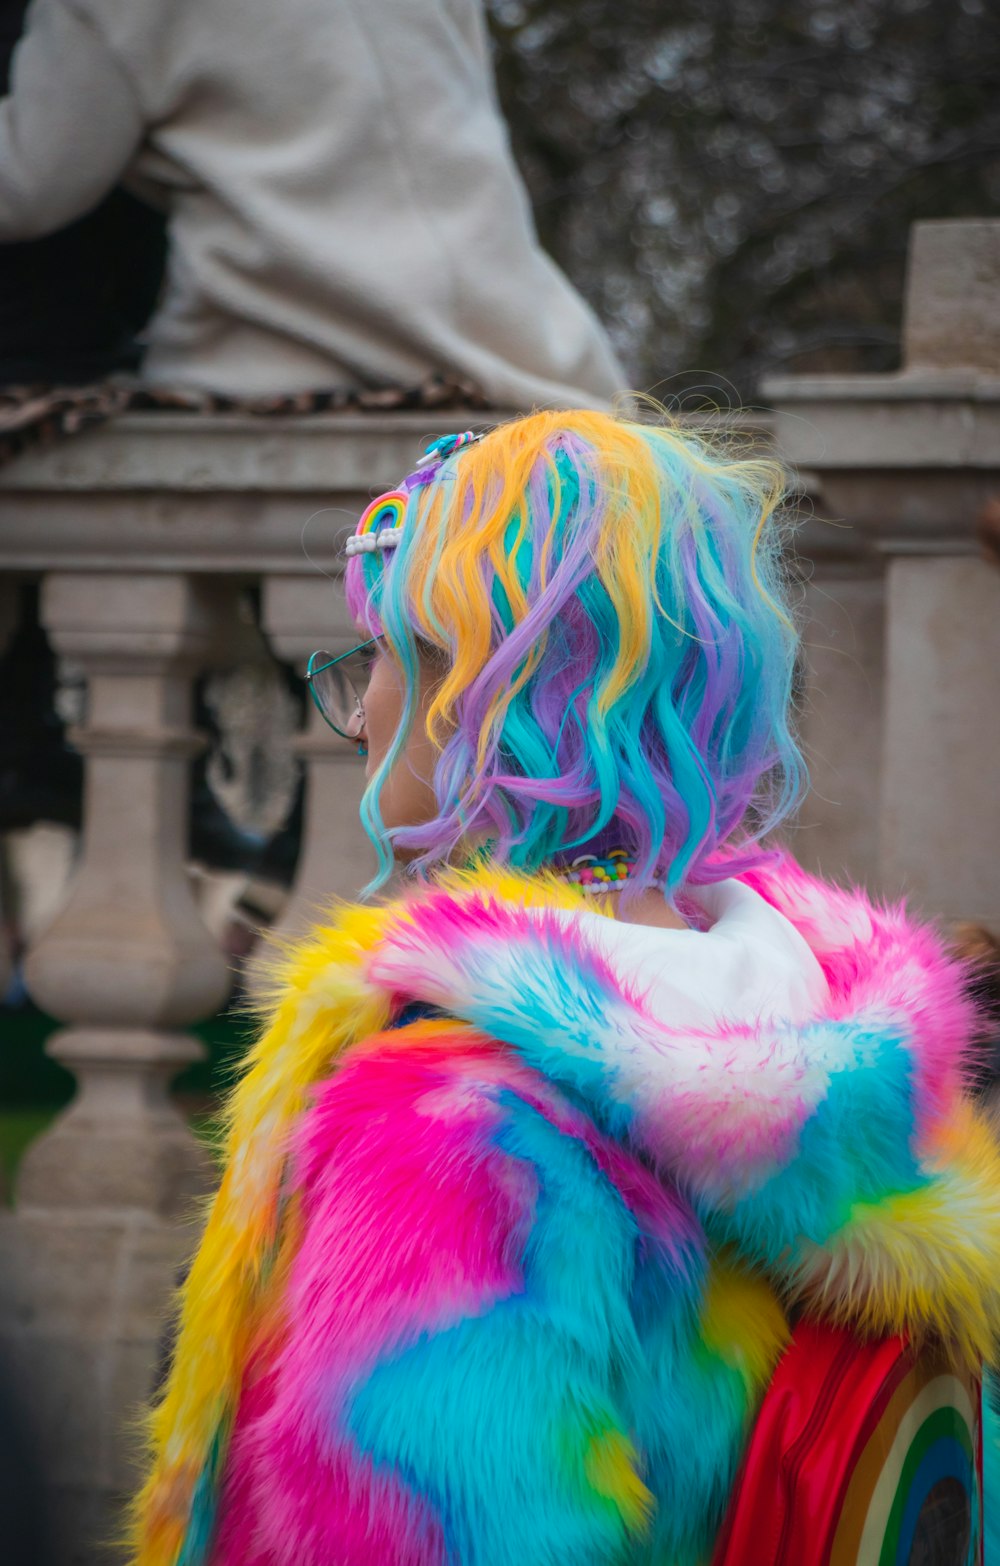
[0,219,996,1564]
[0,409,488,1562]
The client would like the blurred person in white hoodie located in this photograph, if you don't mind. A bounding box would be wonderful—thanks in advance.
[0,0,623,407]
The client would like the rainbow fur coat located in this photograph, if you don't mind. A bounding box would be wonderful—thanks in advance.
[133,858,1000,1566]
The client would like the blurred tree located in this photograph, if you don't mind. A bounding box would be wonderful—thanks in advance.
[488,0,1000,397]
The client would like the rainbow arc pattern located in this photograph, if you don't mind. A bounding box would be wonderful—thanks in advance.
[356,488,408,536]
[830,1352,981,1566]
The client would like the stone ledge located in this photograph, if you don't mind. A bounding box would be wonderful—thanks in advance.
[762,385,1000,471]
[0,410,503,492]
[763,368,1000,402]
[0,408,778,575]
[0,407,775,494]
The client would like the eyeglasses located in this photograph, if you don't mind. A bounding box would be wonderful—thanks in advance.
[304,639,376,748]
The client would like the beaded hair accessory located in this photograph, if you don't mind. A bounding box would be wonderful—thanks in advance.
[344,429,487,559]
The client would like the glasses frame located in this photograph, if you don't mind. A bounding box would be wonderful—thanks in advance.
[304,638,377,743]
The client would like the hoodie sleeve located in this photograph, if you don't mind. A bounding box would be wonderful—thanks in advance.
[368,875,1000,1363]
[0,0,143,240]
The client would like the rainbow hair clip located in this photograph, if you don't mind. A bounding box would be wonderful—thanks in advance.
[344,430,488,560]
[345,489,409,557]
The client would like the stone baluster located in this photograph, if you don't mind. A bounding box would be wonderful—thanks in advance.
[254,575,376,968]
[0,414,487,1562]
[19,572,232,1210]
[2,572,232,1561]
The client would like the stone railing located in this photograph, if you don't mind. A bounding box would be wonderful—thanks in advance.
[0,409,491,1561]
[0,219,997,1562]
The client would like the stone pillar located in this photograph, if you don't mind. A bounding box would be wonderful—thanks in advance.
[879,222,1000,921]
[795,562,885,887]
[254,576,376,970]
[0,573,231,1563]
[902,219,1000,375]
[764,220,1000,919]
[880,554,1000,924]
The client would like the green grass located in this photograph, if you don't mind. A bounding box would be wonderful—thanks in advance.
[0,1106,58,1197]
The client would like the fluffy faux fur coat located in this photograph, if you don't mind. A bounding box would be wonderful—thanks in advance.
[132,857,1000,1565]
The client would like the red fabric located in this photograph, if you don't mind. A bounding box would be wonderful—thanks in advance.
[711,1323,983,1566]
[712,1324,890,1564]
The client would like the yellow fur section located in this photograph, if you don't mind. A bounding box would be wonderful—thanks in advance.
[583,1428,654,1532]
[428,861,593,915]
[129,866,595,1562]
[699,1253,790,1398]
[792,1099,1000,1367]
[130,905,391,1562]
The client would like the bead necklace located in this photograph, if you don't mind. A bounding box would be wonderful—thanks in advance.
[560,848,665,894]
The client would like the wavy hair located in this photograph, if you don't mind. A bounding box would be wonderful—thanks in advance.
[344,407,804,896]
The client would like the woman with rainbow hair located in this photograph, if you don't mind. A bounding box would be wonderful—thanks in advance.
[133,410,1000,1565]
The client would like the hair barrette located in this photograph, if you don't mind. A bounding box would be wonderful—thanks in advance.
[422,430,483,461]
[344,429,489,559]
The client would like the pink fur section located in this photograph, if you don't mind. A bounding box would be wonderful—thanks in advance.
[214,1372,446,1566]
[214,1030,530,1564]
[380,889,633,1010]
[742,856,978,1135]
[213,1023,703,1562]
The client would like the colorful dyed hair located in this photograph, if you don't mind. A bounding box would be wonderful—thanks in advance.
[344,407,804,895]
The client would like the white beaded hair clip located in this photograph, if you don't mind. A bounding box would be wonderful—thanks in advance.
[344,430,487,560]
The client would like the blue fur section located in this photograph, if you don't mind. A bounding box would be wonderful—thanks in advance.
[709,1019,923,1267]
[177,1428,224,1566]
[452,918,638,1142]
[443,914,928,1271]
[623,1242,752,1565]
[984,1373,1000,1565]
[345,1091,717,1566]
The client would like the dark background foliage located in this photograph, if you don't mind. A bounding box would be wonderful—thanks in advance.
[488,0,1000,399]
